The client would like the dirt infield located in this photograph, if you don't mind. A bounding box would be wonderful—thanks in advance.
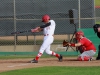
[0,57,100,73]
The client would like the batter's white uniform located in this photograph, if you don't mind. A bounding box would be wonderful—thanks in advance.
[39,20,56,55]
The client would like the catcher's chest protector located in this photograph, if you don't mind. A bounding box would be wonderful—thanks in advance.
[77,45,86,53]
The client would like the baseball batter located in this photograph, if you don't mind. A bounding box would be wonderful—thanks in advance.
[30,14,63,63]
[67,31,96,61]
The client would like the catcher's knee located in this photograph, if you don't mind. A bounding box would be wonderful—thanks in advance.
[77,56,90,61]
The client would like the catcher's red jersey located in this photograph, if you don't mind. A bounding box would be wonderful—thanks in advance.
[79,37,96,52]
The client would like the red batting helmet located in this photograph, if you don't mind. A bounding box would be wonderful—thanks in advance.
[42,14,50,22]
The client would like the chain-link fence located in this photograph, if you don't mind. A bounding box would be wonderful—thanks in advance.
[0,0,99,53]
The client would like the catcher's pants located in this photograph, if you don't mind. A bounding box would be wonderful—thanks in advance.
[39,35,54,55]
[78,50,96,61]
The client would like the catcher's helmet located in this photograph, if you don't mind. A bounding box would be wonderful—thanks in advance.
[75,31,84,40]
[75,31,84,36]
[42,14,50,22]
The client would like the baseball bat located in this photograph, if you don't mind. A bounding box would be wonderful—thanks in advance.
[11,30,31,34]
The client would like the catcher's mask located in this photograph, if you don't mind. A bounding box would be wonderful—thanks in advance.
[42,14,50,22]
[75,31,84,40]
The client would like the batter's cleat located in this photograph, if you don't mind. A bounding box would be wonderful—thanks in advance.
[31,59,38,63]
[58,54,63,62]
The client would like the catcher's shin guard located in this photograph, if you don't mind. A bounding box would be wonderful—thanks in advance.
[77,56,82,61]
[77,56,91,61]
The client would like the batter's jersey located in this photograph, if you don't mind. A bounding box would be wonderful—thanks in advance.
[43,20,56,36]
[79,37,96,52]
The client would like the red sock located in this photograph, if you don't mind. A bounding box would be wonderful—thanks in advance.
[55,54,60,58]
[52,52,60,58]
[35,53,42,61]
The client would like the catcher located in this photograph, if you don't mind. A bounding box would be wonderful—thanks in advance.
[63,31,96,61]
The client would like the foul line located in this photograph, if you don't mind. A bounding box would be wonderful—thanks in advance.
[7,63,29,68]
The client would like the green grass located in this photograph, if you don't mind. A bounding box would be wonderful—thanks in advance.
[95,0,100,6]
[0,55,57,59]
[0,66,100,75]
[0,55,79,59]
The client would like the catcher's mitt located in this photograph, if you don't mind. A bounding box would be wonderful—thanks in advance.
[63,40,69,47]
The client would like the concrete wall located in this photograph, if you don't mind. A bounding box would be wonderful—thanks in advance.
[0,44,75,52]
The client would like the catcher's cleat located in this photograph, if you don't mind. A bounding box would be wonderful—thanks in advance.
[58,54,63,62]
[31,59,38,63]
[89,57,93,61]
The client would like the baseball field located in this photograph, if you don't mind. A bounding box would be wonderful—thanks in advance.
[0,56,100,75]
[0,0,100,75]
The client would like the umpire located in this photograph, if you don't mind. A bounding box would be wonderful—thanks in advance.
[93,24,100,60]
